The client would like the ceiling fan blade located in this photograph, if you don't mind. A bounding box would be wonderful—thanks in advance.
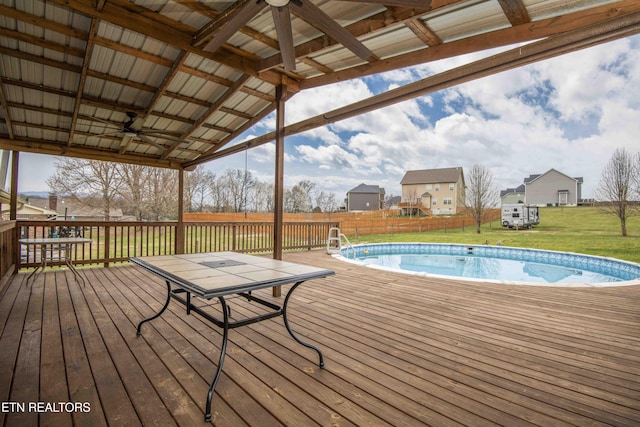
[142,132,188,143]
[79,116,120,129]
[137,134,166,150]
[88,130,123,138]
[140,129,185,136]
[337,0,430,8]
[290,0,376,62]
[271,5,296,70]
[200,0,268,53]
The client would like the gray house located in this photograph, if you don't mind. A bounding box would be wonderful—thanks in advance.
[346,184,385,211]
[500,184,525,204]
[501,169,583,206]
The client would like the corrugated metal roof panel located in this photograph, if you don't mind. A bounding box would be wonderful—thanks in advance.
[361,26,426,59]
[428,0,511,43]
[525,0,620,20]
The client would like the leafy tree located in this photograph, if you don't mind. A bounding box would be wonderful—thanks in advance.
[595,148,639,236]
[464,164,498,234]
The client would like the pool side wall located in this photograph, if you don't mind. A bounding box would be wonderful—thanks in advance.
[337,243,640,287]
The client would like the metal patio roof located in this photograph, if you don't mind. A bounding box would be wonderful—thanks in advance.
[1,0,639,171]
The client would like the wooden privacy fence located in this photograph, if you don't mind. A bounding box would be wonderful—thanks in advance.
[185,210,501,237]
[14,220,338,270]
[339,213,501,237]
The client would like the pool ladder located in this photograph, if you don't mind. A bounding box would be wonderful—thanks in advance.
[327,227,355,258]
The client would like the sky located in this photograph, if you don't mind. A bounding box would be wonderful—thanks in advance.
[14,34,640,204]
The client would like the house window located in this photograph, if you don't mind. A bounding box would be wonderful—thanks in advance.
[449,183,454,191]
[432,198,437,205]
[426,184,432,190]
[435,184,440,191]
[443,198,452,205]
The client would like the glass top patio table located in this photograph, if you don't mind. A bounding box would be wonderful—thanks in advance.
[130,251,335,422]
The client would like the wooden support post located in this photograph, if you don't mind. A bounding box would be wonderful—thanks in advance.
[272,84,286,297]
[176,168,185,255]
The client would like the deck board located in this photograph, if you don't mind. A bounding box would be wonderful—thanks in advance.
[1,249,639,426]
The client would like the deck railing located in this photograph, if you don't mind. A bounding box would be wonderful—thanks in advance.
[14,220,339,270]
[0,221,17,288]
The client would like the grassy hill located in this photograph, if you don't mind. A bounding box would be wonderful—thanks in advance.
[352,206,640,264]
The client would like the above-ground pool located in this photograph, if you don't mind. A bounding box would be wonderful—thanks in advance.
[336,243,640,286]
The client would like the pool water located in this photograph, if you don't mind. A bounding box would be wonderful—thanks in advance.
[340,243,640,285]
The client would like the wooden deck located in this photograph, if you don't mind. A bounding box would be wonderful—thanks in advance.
[1,249,639,426]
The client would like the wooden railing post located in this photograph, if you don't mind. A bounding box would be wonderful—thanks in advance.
[104,225,110,267]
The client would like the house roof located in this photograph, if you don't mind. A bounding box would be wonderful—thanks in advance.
[400,167,463,185]
[0,0,638,171]
[500,184,525,197]
[525,168,583,186]
[0,198,57,216]
[347,183,384,194]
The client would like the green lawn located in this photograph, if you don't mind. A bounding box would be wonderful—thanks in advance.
[347,206,640,264]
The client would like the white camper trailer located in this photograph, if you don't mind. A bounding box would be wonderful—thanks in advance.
[501,204,540,229]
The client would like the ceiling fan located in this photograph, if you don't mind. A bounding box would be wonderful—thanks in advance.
[87,112,186,149]
[197,0,426,71]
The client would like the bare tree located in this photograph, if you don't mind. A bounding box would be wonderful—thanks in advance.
[144,168,178,220]
[184,165,215,212]
[47,158,121,220]
[315,191,338,213]
[250,181,274,212]
[116,164,147,220]
[465,164,498,234]
[595,148,639,236]
[287,182,313,213]
[216,168,256,213]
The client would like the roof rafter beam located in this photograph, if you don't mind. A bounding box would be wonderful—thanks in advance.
[0,46,82,74]
[405,17,442,46]
[193,102,278,162]
[161,75,251,160]
[497,0,531,26]
[0,4,88,39]
[0,80,13,139]
[67,18,99,146]
[0,137,182,170]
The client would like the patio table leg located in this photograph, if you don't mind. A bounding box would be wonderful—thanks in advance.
[282,281,325,368]
[136,280,172,336]
[204,296,229,422]
[63,243,86,286]
[25,244,47,284]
